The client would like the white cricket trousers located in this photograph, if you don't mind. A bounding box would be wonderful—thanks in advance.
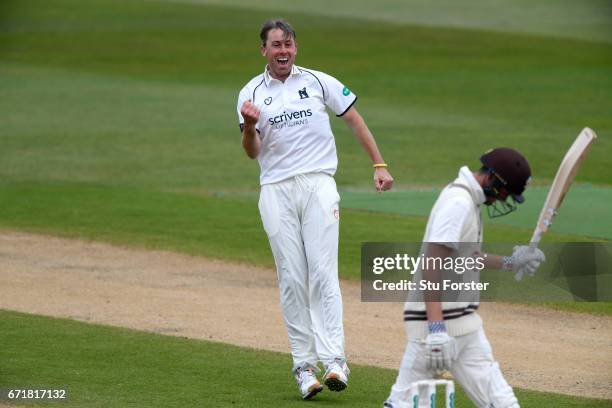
[388,328,519,408]
[258,173,345,371]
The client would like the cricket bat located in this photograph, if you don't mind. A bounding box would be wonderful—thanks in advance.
[515,127,598,281]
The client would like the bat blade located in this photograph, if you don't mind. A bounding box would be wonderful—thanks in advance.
[515,127,597,281]
[531,127,597,243]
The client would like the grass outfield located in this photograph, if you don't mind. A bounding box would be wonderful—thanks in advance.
[1,0,611,190]
[0,0,611,313]
[1,310,610,407]
[181,0,612,43]
[341,185,612,240]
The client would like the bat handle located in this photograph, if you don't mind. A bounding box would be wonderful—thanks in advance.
[514,229,543,281]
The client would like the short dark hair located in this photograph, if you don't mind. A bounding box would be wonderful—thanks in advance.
[260,19,296,46]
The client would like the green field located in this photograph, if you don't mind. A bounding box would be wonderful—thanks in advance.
[341,185,612,240]
[0,1,611,406]
[1,0,610,299]
[184,0,612,43]
[1,311,609,408]
[2,0,611,191]
[1,0,610,259]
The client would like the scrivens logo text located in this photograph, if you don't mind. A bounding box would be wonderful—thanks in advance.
[268,109,312,130]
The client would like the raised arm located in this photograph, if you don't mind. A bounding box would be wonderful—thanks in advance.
[240,100,262,159]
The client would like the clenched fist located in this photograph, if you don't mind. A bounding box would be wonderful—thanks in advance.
[374,167,393,192]
[240,100,260,127]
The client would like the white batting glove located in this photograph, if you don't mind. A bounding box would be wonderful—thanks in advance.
[508,245,546,278]
[518,258,544,277]
[425,331,457,371]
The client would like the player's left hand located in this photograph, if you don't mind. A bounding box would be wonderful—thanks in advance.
[425,332,457,371]
[374,168,393,192]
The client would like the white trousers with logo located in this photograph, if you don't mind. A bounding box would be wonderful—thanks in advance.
[388,327,518,408]
[258,173,345,371]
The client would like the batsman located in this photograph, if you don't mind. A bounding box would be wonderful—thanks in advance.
[383,148,545,408]
[237,19,393,399]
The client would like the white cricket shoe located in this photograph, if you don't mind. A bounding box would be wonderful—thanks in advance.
[295,367,323,400]
[323,359,350,392]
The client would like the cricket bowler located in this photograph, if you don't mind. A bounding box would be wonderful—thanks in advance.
[237,19,393,399]
[383,148,545,408]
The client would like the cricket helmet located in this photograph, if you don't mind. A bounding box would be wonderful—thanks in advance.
[480,147,531,204]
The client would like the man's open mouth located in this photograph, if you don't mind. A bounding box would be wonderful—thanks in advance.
[277,57,289,67]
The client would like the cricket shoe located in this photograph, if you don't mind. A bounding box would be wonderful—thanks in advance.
[323,359,350,392]
[294,367,323,400]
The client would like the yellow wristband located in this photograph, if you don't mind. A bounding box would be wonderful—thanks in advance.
[373,163,388,168]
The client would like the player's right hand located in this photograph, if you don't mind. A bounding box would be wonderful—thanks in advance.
[511,245,546,277]
[425,332,457,371]
[240,100,260,127]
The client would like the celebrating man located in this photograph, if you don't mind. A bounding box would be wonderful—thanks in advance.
[237,19,393,399]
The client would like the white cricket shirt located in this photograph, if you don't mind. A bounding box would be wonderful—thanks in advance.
[237,65,357,185]
[404,166,487,339]
[425,166,485,246]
